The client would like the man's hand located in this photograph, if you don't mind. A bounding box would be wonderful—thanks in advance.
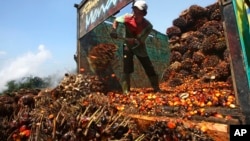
[110,28,118,39]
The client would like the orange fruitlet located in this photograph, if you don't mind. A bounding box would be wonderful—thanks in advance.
[19,125,27,132]
[167,121,176,129]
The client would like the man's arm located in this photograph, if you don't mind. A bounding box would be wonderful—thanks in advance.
[110,20,119,39]
[112,14,127,30]
[110,15,126,39]
[112,20,118,30]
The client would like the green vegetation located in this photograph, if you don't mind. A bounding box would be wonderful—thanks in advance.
[0,75,59,94]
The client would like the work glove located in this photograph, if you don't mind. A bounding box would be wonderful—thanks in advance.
[110,28,118,39]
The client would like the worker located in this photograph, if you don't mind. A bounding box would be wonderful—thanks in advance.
[110,0,162,94]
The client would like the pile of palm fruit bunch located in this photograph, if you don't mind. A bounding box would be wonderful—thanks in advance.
[0,74,134,141]
[165,3,229,85]
[0,73,214,141]
[0,73,107,140]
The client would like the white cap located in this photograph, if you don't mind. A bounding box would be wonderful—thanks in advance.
[133,0,148,11]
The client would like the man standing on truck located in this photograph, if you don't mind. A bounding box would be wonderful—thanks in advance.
[110,0,162,94]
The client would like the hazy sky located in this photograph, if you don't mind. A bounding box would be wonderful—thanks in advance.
[0,0,217,92]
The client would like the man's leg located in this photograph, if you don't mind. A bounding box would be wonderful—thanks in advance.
[121,73,130,94]
[122,44,134,94]
[148,75,161,92]
[137,56,162,92]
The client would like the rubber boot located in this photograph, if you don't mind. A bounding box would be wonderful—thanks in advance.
[149,75,162,93]
[121,74,130,94]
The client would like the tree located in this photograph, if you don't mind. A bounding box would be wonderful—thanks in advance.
[1,75,56,94]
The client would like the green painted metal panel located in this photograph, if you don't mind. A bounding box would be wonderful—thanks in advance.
[233,0,250,87]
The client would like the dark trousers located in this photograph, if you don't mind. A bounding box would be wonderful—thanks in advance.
[123,46,157,77]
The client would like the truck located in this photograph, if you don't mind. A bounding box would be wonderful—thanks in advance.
[0,0,249,140]
[73,0,250,140]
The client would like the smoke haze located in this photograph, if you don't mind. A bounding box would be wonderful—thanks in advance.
[0,45,54,92]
